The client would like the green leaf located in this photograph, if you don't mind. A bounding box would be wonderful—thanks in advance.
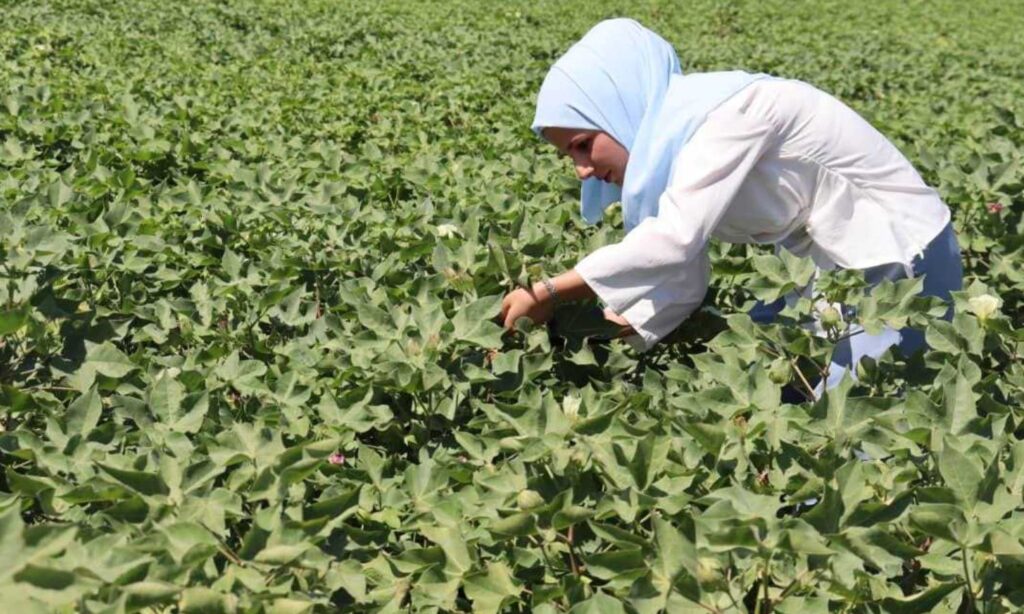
[0,309,28,336]
[880,582,962,613]
[583,548,647,581]
[551,302,620,341]
[651,516,699,597]
[909,504,964,543]
[452,295,505,348]
[13,564,77,590]
[943,372,976,435]
[748,250,816,301]
[148,372,185,423]
[937,438,982,509]
[216,351,268,395]
[420,526,473,575]
[87,342,137,378]
[254,544,309,565]
[463,562,521,614]
[97,464,170,497]
[66,386,102,436]
[180,587,238,614]
[124,581,181,609]
[222,248,243,279]
[569,592,628,614]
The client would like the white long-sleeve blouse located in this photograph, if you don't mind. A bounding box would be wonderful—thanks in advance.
[573,77,951,351]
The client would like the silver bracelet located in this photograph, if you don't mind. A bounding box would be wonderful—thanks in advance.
[541,278,561,304]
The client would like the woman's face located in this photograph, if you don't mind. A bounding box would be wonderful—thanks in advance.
[542,127,628,186]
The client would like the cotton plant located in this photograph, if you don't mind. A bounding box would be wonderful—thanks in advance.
[0,0,1023,613]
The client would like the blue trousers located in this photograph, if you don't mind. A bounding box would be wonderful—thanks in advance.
[750,222,963,393]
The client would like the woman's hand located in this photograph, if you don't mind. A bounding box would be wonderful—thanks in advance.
[500,284,555,330]
[500,270,624,334]
[603,308,637,338]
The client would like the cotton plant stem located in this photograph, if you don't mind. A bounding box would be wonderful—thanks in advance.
[565,526,580,576]
[962,547,977,612]
[762,562,771,613]
[789,357,818,401]
[199,521,244,567]
[528,535,559,581]
[723,560,744,612]
[777,568,821,601]
[752,553,774,614]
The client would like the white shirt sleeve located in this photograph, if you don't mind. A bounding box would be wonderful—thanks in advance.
[573,103,779,351]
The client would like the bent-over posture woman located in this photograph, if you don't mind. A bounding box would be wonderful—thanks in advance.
[499,18,962,391]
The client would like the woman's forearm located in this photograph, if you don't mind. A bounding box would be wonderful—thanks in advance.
[531,269,596,303]
[510,268,635,338]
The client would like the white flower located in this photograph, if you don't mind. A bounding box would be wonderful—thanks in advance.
[968,294,1001,320]
[562,395,581,422]
[436,224,460,239]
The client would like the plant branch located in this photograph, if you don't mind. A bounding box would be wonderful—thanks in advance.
[789,356,817,401]
[962,546,976,612]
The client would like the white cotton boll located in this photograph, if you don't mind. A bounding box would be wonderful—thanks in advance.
[968,294,1001,320]
[436,224,460,238]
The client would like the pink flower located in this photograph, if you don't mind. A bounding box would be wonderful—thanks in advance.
[988,202,1004,214]
[328,452,346,465]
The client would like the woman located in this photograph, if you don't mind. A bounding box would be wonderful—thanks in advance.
[498,18,962,390]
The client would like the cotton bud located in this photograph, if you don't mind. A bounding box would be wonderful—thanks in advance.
[819,306,842,329]
[436,223,460,238]
[767,359,790,384]
[856,356,877,382]
[967,294,1001,320]
[517,489,545,510]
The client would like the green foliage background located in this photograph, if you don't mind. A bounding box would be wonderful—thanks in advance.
[2,0,1024,612]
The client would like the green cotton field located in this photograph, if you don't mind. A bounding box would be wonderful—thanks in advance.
[2,0,1024,612]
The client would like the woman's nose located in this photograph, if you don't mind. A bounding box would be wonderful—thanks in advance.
[575,164,594,181]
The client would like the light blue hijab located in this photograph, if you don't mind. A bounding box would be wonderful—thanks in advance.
[532,19,766,231]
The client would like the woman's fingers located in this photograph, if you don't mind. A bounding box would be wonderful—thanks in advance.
[501,295,517,330]
[506,296,528,330]
[602,307,630,326]
[503,307,521,331]
[499,288,554,332]
[502,290,534,331]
